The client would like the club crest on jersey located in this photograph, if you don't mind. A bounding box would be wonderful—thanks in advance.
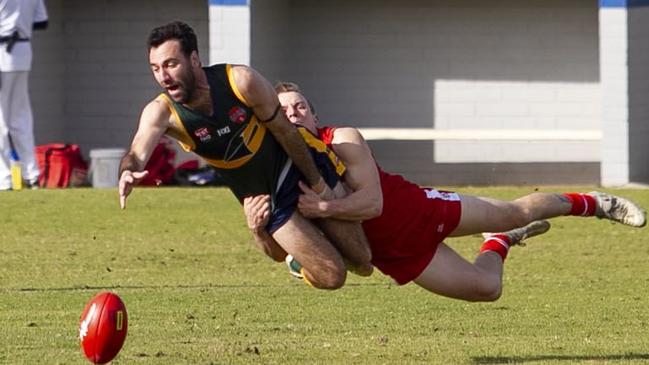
[194,127,212,142]
[228,106,247,124]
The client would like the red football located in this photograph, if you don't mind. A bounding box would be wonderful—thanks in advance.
[79,292,128,364]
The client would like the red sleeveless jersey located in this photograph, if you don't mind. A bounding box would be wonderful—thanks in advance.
[317,126,462,284]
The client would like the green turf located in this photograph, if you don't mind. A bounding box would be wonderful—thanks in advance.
[1,187,648,364]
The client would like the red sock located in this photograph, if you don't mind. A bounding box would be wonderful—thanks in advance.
[480,234,510,261]
[563,193,596,216]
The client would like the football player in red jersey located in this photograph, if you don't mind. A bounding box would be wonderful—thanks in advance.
[244,81,646,301]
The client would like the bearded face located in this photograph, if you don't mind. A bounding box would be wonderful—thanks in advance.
[149,40,197,104]
[163,63,196,103]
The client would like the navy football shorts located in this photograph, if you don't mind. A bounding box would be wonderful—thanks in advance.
[266,127,346,233]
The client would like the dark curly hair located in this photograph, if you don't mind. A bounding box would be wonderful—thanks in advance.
[147,21,198,57]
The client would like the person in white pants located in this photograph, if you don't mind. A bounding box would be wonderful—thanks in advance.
[0,0,48,190]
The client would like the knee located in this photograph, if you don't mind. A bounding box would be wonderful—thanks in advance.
[306,264,347,290]
[313,271,346,290]
[359,245,372,266]
[472,277,502,302]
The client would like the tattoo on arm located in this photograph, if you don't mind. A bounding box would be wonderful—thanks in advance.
[556,194,570,204]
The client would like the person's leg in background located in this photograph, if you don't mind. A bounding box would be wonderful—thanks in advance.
[0,71,14,190]
[6,71,39,186]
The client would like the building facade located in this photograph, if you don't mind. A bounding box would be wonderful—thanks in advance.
[29,0,649,186]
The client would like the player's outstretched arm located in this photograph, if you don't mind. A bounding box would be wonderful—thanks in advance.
[230,65,334,200]
[298,127,383,221]
[118,99,170,209]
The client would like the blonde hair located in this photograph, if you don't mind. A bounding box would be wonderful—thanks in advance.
[274,81,316,115]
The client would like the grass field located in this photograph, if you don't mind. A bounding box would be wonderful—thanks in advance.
[1,186,649,364]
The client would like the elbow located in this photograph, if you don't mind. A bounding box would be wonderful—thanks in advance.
[366,196,383,219]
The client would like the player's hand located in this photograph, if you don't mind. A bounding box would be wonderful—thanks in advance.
[118,170,149,209]
[243,195,271,233]
[298,181,330,218]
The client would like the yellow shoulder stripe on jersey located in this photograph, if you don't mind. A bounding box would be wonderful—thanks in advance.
[297,127,346,176]
[157,93,195,152]
[226,64,251,107]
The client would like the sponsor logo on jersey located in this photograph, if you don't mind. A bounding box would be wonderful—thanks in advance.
[228,106,247,124]
[194,127,212,143]
[216,126,231,137]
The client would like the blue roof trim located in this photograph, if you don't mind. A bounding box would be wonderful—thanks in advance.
[600,0,649,7]
[209,0,248,6]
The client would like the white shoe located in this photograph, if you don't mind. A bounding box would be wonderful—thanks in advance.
[483,220,551,247]
[588,191,646,228]
[25,178,40,190]
[285,255,303,279]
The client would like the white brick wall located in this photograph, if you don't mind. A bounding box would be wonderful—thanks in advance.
[209,4,250,66]
[600,7,629,186]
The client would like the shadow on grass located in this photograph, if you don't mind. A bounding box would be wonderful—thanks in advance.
[472,353,649,364]
[0,282,389,292]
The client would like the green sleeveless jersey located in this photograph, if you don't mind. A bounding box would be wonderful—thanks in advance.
[161,64,289,201]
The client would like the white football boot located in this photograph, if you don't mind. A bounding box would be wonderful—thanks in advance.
[285,255,304,279]
[588,191,646,228]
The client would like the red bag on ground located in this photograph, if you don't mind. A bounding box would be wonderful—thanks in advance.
[139,140,176,186]
[36,144,88,188]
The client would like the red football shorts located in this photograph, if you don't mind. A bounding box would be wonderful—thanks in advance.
[363,186,462,285]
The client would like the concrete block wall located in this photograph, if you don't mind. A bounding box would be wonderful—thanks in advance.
[30,0,65,144]
[433,80,600,163]
[431,2,601,163]
[251,0,601,184]
[254,0,600,128]
[62,0,209,155]
[30,0,209,158]
[27,0,646,186]
[628,6,649,183]
[249,0,289,79]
